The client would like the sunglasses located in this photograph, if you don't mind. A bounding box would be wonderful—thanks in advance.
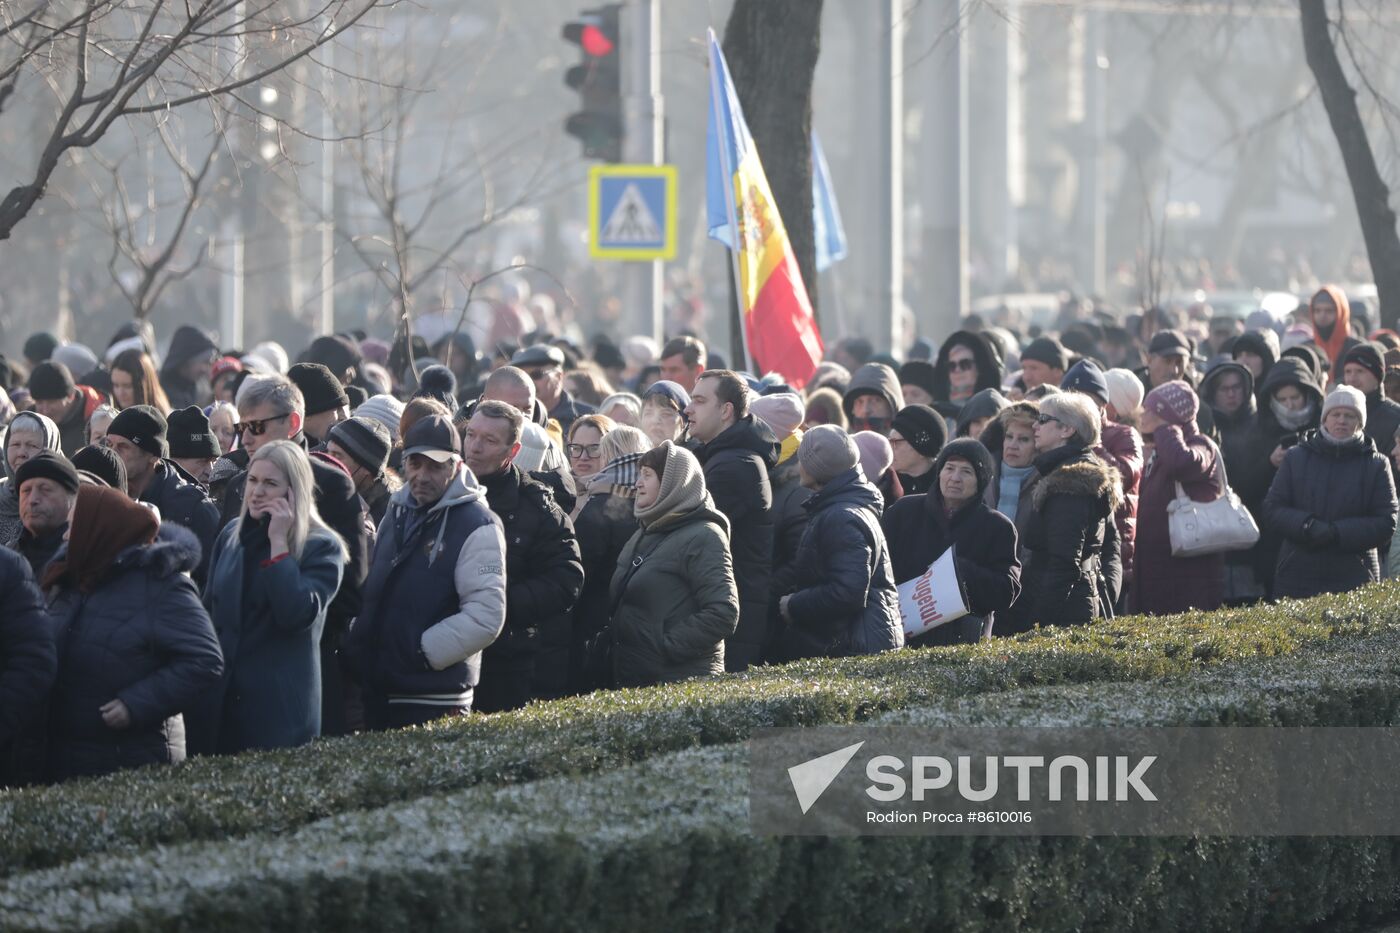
[948,358,977,372]
[235,412,292,436]
[567,443,602,458]
[1035,414,1063,426]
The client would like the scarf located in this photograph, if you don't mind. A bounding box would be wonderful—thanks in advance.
[997,463,1035,520]
[777,430,802,466]
[43,486,158,593]
[588,451,643,500]
[1271,399,1317,432]
[636,442,708,530]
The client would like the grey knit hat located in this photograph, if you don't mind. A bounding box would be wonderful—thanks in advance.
[328,416,392,475]
[798,424,859,485]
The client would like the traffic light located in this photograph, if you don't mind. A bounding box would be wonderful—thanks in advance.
[563,5,622,162]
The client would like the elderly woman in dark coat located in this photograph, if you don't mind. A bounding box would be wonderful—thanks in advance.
[882,439,1021,645]
[44,486,223,781]
[1017,393,1122,630]
[1131,380,1226,615]
[1263,386,1397,600]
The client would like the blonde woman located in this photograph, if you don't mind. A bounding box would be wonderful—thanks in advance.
[194,440,346,754]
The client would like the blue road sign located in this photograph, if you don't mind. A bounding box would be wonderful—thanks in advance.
[589,164,677,260]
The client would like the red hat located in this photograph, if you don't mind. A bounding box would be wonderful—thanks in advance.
[211,356,243,382]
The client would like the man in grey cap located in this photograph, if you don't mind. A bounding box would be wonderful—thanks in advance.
[343,414,507,727]
[771,425,902,661]
[510,344,595,433]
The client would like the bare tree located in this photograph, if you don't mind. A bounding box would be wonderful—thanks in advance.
[1300,0,1400,327]
[0,0,390,243]
[320,7,561,326]
[71,114,226,319]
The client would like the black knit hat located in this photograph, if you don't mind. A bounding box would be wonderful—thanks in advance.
[305,335,362,377]
[13,450,79,495]
[1020,337,1069,372]
[891,404,947,459]
[288,362,350,416]
[327,416,392,476]
[935,438,996,499]
[28,361,76,401]
[898,361,938,399]
[345,385,369,410]
[1342,342,1385,385]
[167,406,221,459]
[107,405,168,458]
[71,444,128,494]
[23,332,58,364]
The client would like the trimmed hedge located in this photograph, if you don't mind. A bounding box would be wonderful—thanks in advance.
[5,628,1400,931]
[2,585,1399,878]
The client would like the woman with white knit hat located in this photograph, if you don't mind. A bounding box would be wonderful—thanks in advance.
[1262,385,1397,600]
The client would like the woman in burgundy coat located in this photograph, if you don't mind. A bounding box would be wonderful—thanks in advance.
[1131,380,1226,615]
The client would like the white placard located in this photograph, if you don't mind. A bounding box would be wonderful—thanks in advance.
[897,547,970,638]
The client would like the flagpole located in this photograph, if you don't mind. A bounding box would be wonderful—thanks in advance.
[708,31,755,375]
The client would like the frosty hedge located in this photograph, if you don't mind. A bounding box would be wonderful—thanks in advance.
[3,586,1400,930]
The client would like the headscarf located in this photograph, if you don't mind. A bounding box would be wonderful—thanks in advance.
[42,485,158,593]
[1310,285,1352,372]
[636,441,710,530]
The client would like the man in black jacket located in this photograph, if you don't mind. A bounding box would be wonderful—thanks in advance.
[217,374,370,735]
[463,400,583,711]
[0,546,57,787]
[1341,342,1400,483]
[686,370,779,671]
[104,406,220,585]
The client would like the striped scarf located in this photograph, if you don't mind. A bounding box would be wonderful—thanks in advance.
[588,451,644,499]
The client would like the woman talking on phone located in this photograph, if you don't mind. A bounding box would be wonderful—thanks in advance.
[192,440,346,755]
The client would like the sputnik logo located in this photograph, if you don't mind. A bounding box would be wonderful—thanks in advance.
[787,741,865,815]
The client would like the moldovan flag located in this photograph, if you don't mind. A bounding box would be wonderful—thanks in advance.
[705,29,824,387]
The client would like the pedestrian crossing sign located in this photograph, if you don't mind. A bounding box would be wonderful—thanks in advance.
[588,164,678,261]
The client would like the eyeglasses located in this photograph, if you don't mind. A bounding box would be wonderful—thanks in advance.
[1035,414,1063,426]
[949,358,977,372]
[567,443,602,458]
[235,413,292,436]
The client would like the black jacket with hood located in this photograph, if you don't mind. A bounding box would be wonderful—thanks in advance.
[694,414,780,671]
[1200,362,1276,564]
[954,388,1011,438]
[841,363,903,432]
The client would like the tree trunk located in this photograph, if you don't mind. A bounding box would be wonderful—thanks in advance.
[722,0,823,368]
[1300,0,1400,328]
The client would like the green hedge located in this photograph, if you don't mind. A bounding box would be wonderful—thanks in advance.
[1,586,1397,879]
[5,627,1400,931]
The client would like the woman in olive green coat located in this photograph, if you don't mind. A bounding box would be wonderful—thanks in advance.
[608,441,739,688]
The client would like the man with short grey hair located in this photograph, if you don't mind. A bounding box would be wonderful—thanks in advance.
[464,400,582,711]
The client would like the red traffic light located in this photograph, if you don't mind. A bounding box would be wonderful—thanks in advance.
[580,24,614,57]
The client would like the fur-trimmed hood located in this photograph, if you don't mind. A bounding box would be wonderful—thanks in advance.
[1032,449,1123,513]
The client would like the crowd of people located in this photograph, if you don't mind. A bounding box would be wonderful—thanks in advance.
[0,286,1397,785]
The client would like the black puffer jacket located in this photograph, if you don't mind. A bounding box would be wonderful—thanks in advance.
[763,448,812,661]
[776,469,902,661]
[46,525,224,781]
[1263,431,1397,600]
[694,414,779,671]
[0,548,56,787]
[478,465,583,702]
[1363,390,1400,479]
[139,460,220,586]
[571,489,637,690]
[1017,445,1123,631]
[882,445,1021,645]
